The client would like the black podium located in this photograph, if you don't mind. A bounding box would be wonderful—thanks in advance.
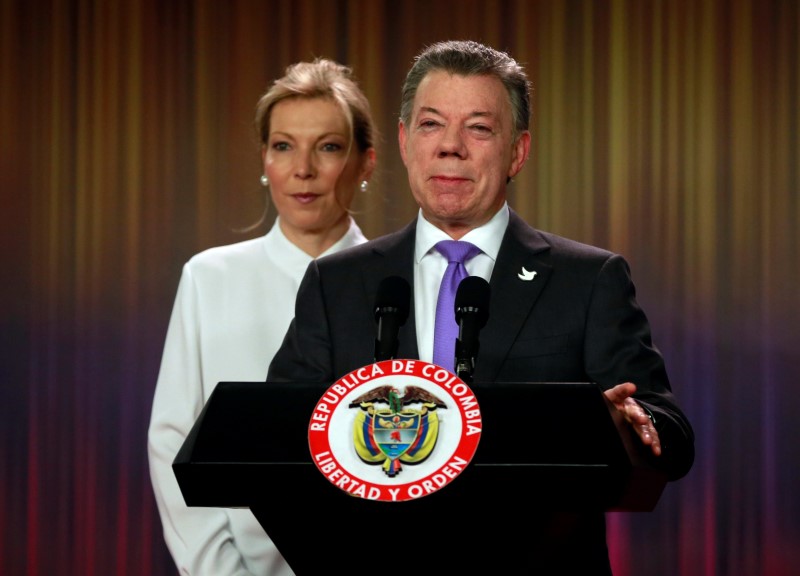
[174,380,666,574]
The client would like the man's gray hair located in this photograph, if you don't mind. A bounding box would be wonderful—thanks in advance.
[399,40,531,138]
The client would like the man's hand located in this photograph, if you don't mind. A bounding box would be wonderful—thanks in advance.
[604,382,662,456]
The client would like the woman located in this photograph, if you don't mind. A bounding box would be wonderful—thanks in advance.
[148,59,377,575]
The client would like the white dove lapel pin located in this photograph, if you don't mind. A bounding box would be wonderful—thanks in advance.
[518,267,537,281]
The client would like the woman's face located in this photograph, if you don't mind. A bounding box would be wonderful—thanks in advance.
[262,97,374,241]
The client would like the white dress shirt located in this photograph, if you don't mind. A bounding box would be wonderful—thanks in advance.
[413,203,509,364]
[147,217,366,576]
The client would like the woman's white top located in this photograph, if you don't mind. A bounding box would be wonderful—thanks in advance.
[148,217,367,575]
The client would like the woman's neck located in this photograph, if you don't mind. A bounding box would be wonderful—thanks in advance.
[280,215,350,258]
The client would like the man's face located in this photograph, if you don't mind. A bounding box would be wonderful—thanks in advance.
[398,71,530,238]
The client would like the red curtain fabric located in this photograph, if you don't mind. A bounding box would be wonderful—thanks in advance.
[2,1,798,574]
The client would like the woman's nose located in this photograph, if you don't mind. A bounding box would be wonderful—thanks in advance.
[294,150,316,179]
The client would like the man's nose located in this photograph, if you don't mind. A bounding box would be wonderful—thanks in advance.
[437,126,467,158]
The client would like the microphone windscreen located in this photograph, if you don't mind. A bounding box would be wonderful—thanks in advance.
[455,276,490,326]
[374,276,411,324]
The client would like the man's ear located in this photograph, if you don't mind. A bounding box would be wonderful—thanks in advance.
[508,131,531,179]
[398,121,409,166]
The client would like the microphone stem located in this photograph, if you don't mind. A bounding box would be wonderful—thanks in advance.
[454,338,475,383]
[456,362,473,384]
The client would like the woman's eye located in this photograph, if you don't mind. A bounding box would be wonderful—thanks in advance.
[271,141,290,151]
[321,142,343,152]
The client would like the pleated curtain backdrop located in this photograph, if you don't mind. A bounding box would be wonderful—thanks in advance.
[1,1,798,574]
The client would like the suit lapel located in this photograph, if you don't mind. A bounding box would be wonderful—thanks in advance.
[352,212,552,377]
[475,211,553,383]
[358,221,420,361]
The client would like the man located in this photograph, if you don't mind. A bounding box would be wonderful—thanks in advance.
[268,40,694,573]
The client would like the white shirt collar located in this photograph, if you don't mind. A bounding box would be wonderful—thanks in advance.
[414,202,510,263]
[267,215,367,260]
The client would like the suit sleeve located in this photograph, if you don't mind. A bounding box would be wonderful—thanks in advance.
[267,261,334,383]
[584,254,695,481]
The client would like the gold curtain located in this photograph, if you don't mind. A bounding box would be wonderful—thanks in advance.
[2,1,798,574]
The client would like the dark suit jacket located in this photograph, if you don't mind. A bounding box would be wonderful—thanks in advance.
[268,209,694,573]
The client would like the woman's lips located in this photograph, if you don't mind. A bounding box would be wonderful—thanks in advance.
[292,193,319,204]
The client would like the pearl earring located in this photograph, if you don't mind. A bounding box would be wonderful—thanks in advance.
[360,180,368,193]
[260,175,269,187]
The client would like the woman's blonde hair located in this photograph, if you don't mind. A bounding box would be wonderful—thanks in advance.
[255,58,376,153]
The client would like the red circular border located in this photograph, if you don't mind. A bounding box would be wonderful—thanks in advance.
[307,359,482,502]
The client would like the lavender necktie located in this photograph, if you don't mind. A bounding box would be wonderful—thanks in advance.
[432,240,481,371]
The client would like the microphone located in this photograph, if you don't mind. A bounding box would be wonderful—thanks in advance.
[373,276,411,362]
[454,276,491,383]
